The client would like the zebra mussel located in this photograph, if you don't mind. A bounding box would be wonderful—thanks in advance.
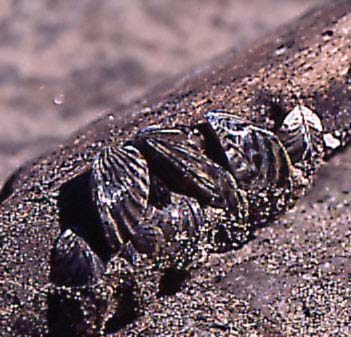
[51,105,326,331]
[203,110,293,225]
[277,105,325,195]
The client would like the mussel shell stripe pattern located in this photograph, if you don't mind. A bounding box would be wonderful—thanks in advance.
[155,194,204,269]
[92,145,150,253]
[50,229,105,287]
[204,110,293,190]
[204,110,293,225]
[278,105,324,167]
[120,206,165,258]
[134,126,245,213]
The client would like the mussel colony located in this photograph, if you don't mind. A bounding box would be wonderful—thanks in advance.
[50,106,331,334]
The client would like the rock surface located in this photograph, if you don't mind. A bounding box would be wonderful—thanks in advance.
[2,1,351,336]
[114,146,351,336]
[0,0,325,182]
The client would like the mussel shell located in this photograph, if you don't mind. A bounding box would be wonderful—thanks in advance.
[152,194,204,269]
[278,105,324,167]
[204,110,293,224]
[134,126,243,212]
[50,229,105,287]
[148,175,172,209]
[91,144,150,252]
[204,110,292,190]
[206,207,252,253]
[124,193,203,266]
[130,209,165,257]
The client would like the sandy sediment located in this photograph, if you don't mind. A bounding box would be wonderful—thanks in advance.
[3,1,351,336]
[0,0,325,183]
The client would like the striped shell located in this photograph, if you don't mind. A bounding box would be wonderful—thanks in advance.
[134,126,246,214]
[204,110,292,189]
[50,104,327,323]
[278,105,324,169]
[91,145,150,253]
[140,194,204,268]
[204,110,293,224]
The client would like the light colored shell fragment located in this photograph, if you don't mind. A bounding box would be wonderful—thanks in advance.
[323,132,341,150]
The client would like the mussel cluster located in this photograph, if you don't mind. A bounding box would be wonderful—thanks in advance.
[50,106,326,334]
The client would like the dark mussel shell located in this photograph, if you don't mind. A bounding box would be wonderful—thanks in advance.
[91,144,150,253]
[50,229,105,287]
[204,110,293,190]
[128,208,165,258]
[123,193,203,267]
[134,126,245,213]
[155,194,204,269]
[204,110,293,224]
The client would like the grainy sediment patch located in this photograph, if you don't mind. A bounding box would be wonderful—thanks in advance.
[1,1,351,336]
